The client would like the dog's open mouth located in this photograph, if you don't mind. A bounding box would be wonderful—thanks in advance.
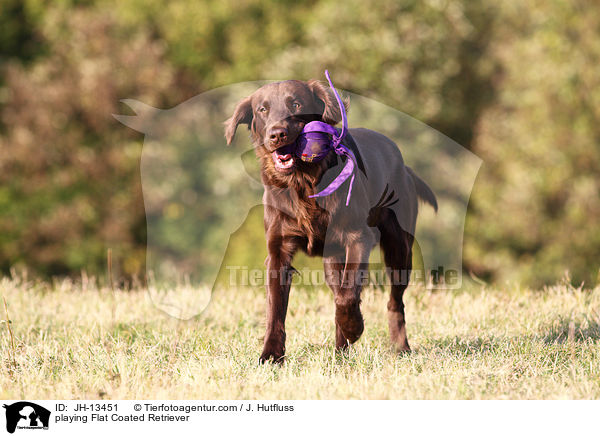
[272,146,295,171]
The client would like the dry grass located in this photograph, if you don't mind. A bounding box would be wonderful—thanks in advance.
[1,276,599,399]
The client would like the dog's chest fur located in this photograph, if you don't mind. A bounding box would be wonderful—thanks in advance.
[262,158,350,257]
[264,185,337,257]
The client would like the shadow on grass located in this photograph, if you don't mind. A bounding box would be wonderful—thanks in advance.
[421,336,502,356]
[541,314,600,344]
[291,342,377,367]
[419,315,600,358]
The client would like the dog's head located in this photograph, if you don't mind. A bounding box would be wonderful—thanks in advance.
[224,79,347,176]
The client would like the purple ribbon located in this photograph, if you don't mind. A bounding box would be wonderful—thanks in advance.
[296,70,356,206]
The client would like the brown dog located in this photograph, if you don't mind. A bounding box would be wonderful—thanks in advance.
[225,79,437,363]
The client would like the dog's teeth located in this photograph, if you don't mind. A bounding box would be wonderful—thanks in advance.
[272,151,294,170]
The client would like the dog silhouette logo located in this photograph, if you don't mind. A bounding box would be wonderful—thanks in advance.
[3,402,50,433]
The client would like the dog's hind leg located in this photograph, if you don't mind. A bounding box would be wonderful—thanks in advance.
[378,209,413,352]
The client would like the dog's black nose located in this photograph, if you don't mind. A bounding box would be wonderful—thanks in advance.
[268,128,288,146]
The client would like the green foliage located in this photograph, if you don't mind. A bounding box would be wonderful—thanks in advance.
[109,0,314,88]
[0,0,45,64]
[465,0,600,286]
[0,6,183,276]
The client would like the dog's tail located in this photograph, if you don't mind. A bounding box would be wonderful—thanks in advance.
[407,167,438,212]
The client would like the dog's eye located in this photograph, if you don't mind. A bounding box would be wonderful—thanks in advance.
[258,107,267,113]
[292,102,301,110]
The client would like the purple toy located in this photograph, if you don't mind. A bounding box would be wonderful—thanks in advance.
[295,70,357,206]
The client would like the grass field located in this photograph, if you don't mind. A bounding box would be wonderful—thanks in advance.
[1,276,600,399]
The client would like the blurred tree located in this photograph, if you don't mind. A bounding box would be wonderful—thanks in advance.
[465,1,600,286]
[110,0,315,89]
[0,0,44,64]
[0,6,182,277]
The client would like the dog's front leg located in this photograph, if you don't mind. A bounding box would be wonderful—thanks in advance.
[259,236,296,364]
[324,237,372,349]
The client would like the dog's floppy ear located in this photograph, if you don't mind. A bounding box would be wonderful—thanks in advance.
[307,79,348,125]
[224,96,253,145]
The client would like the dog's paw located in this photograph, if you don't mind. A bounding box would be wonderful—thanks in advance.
[335,303,364,343]
[392,342,411,354]
[258,353,285,365]
[258,349,285,365]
